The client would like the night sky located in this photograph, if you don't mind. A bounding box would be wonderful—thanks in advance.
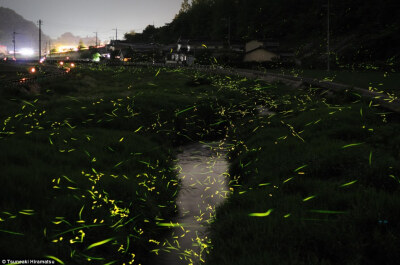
[0,0,182,42]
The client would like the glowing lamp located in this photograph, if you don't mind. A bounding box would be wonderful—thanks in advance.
[59,61,64,66]
[20,48,34,56]
[30,67,36,73]
[70,63,75,67]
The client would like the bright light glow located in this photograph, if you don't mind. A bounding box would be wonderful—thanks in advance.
[59,61,64,66]
[70,63,75,67]
[30,67,36,73]
[57,46,79,53]
[20,48,34,56]
[39,57,46,63]
[92,52,101,62]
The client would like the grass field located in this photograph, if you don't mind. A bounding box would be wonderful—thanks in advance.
[0,64,262,264]
[206,73,400,265]
[1,63,399,264]
[268,68,400,97]
[0,61,65,83]
[0,62,36,80]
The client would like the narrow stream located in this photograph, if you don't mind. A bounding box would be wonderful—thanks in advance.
[158,141,230,265]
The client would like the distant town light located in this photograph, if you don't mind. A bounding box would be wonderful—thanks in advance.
[20,48,34,56]
[30,67,36,73]
[59,61,64,66]
[70,63,75,67]
[57,46,79,53]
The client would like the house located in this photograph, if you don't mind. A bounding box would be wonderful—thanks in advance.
[243,40,280,62]
[165,39,195,65]
[108,40,163,62]
[115,49,132,61]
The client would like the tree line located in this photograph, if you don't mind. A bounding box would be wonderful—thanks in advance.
[124,0,400,66]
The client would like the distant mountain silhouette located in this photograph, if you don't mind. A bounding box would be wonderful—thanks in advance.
[0,6,50,52]
[54,32,98,47]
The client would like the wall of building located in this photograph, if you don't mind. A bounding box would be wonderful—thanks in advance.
[243,49,278,62]
[245,40,263,53]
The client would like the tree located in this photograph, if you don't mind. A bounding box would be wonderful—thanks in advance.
[179,0,191,13]
[78,40,86,50]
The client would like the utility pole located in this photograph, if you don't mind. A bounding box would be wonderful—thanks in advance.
[94,32,98,47]
[327,0,330,72]
[113,28,118,41]
[228,16,231,48]
[48,39,51,57]
[38,19,42,60]
[12,31,18,60]
[221,17,231,48]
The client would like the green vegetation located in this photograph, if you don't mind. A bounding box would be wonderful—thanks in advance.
[0,62,36,80]
[206,74,400,265]
[0,65,259,264]
[1,63,400,264]
[267,68,400,96]
[126,0,400,69]
[0,62,63,82]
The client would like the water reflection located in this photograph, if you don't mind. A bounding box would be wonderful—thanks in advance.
[158,141,230,265]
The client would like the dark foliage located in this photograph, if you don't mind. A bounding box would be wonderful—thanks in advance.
[125,0,400,68]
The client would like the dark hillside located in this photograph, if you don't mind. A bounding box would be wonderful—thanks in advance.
[0,7,50,50]
[125,0,400,68]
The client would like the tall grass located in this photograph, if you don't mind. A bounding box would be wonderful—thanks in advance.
[2,63,399,264]
[0,65,260,264]
[206,78,400,265]
[269,68,400,96]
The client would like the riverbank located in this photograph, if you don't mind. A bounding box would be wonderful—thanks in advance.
[0,65,263,263]
[1,64,399,264]
[267,68,400,96]
[206,73,400,264]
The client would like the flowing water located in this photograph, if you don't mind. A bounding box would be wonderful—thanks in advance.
[157,141,230,265]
